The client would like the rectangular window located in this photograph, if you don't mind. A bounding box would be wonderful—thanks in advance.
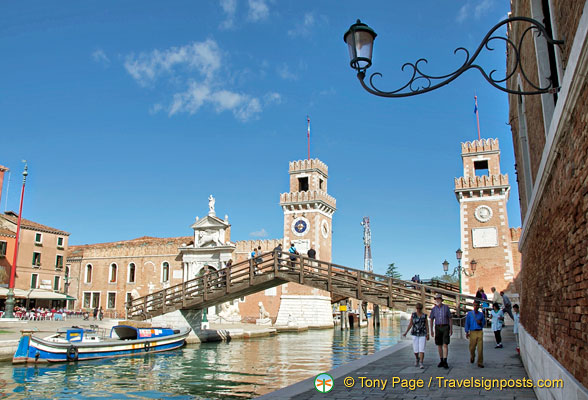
[53,276,60,291]
[126,292,133,306]
[107,292,116,309]
[57,237,64,248]
[55,255,63,269]
[0,241,6,257]
[35,233,42,244]
[32,252,41,267]
[319,179,323,190]
[91,292,100,308]
[298,177,309,191]
[31,273,38,289]
[518,91,534,206]
[83,292,91,308]
[473,160,489,177]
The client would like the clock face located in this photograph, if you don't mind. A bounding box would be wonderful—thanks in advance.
[474,205,493,223]
[321,219,330,238]
[291,217,310,236]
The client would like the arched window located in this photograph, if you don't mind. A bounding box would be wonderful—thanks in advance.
[128,263,136,283]
[109,263,118,283]
[162,262,170,283]
[85,264,93,283]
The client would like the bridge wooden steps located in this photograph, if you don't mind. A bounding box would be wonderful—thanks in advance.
[126,251,477,321]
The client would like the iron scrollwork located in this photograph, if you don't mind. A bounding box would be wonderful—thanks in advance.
[357,17,564,97]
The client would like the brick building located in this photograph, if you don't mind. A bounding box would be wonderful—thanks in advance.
[67,158,336,327]
[454,139,522,299]
[506,0,588,397]
[0,211,71,308]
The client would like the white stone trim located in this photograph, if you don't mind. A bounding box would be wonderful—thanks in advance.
[459,194,508,202]
[519,324,588,400]
[520,3,588,248]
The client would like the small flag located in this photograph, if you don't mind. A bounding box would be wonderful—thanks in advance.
[474,96,478,114]
[307,116,310,138]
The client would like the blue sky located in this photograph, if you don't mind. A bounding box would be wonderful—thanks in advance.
[0,0,520,280]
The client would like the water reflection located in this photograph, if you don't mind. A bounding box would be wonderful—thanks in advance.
[0,316,401,399]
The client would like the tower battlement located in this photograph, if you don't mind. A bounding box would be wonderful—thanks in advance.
[280,190,336,210]
[461,138,500,154]
[454,173,509,190]
[289,159,328,177]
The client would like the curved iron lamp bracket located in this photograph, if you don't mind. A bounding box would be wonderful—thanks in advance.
[357,17,564,97]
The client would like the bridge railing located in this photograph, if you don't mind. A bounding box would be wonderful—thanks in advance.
[126,250,479,320]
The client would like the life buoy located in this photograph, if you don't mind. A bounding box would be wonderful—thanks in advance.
[144,342,151,352]
[66,345,79,361]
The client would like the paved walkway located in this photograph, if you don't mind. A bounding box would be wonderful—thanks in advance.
[261,327,537,399]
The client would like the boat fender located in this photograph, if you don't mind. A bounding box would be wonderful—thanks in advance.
[66,345,79,361]
[35,351,40,362]
[144,342,151,352]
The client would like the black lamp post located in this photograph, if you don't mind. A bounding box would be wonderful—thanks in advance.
[442,248,476,293]
[344,18,563,97]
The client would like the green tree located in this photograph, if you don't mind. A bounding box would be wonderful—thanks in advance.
[385,263,402,279]
[429,274,459,285]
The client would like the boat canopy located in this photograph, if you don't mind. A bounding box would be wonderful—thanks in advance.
[110,325,177,340]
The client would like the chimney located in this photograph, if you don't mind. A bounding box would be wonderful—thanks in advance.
[0,165,8,207]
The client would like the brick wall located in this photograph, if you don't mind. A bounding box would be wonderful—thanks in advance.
[507,0,588,387]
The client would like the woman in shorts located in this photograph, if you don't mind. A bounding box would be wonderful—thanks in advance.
[403,302,430,369]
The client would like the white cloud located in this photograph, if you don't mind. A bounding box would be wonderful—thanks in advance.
[219,0,237,29]
[92,49,110,66]
[277,63,297,80]
[124,39,221,86]
[456,0,494,23]
[288,12,316,37]
[248,0,269,22]
[250,228,268,237]
[124,39,279,122]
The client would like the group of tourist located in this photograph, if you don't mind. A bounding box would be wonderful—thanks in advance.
[402,291,520,369]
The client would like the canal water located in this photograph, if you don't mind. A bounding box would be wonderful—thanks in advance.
[0,316,402,399]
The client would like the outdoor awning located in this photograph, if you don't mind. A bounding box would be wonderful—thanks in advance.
[0,288,69,300]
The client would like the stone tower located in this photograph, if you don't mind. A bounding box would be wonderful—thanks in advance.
[454,139,518,296]
[274,159,336,328]
[280,159,336,260]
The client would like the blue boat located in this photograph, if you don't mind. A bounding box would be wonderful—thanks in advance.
[12,325,191,364]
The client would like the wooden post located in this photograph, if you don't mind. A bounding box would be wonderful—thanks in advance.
[327,263,332,292]
[162,290,167,314]
[374,304,380,326]
[274,251,278,274]
[249,259,254,283]
[226,267,231,294]
[420,284,426,308]
[299,256,304,284]
[388,278,394,308]
[358,300,363,327]
[203,274,208,301]
[182,281,187,307]
[143,295,147,317]
[357,270,362,300]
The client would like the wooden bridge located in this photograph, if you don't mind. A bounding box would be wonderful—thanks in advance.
[126,251,477,321]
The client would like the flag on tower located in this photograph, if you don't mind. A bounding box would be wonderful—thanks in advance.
[474,94,481,140]
[307,116,310,160]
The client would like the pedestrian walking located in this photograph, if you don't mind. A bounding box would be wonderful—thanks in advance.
[93,306,98,320]
[402,303,429,369]
[491,287,503,306]
[500,291,514,320]
[429,293,452,369]
[288,243,298,268]
[465,299,485,368]
[490,302,504,348]
[98,307,104,321]
[513,304,520,352]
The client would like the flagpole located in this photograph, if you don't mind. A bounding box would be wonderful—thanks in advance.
[307,116,311,160]
[474,95,481,140]
[4,162,27,319]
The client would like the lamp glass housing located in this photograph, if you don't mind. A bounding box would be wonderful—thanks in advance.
[470,260,477,272]
[456,248,463,260]
[442,260,449,272]
[344,20,376,71]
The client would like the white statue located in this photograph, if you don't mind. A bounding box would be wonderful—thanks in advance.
[218,301,241,323]
[198,230,222,247]
[258,302,270,319]
[208,195,215,215]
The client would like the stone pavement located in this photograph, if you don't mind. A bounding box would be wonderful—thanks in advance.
[261,327,538,399]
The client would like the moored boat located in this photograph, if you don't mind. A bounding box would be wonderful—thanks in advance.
[13,325,191,364]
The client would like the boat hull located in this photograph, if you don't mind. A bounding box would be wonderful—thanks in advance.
[13,328,191,364]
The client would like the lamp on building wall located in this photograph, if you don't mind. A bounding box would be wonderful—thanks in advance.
[344,17,563,97]
[442,248,476,293]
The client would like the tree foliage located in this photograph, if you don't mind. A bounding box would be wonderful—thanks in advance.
[385,263,402,279]
[429,274,459,285]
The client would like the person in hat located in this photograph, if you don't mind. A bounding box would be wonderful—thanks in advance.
[465,299,485,368]
[429,293,452,369]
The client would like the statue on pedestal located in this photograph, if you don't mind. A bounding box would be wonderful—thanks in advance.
[256,301,272,325]
[208,195,215,216]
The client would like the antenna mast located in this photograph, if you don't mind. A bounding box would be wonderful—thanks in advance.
[361,217,373,272]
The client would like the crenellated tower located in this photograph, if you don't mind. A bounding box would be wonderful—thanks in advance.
[455,139,517,295]
[280,159,336,262]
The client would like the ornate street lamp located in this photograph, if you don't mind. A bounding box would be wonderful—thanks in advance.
[442,248,476,293]
[344,18,563,97]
